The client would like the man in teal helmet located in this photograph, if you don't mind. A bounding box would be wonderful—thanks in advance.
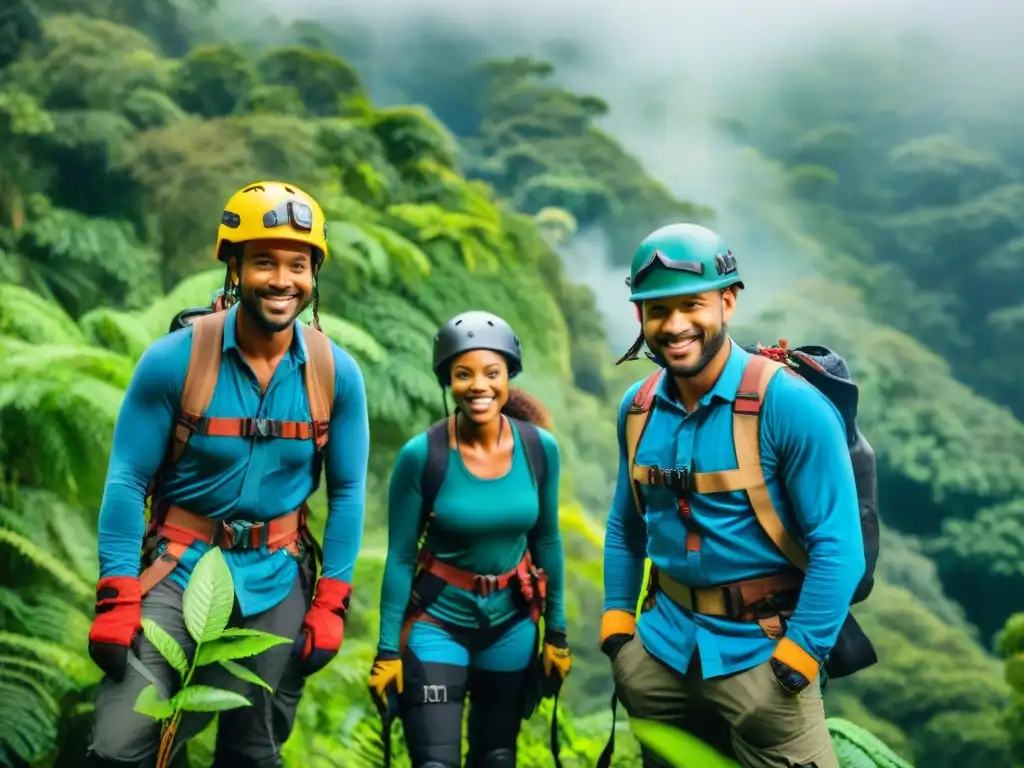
[599,223,864,768]
[616,223,744,374]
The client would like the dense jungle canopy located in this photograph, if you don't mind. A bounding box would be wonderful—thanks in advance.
[1,0,1024,766]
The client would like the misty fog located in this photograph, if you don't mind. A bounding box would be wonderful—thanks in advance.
[233,0,1024,347]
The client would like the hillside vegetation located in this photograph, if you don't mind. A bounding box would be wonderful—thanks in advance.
[1,2,1022,767]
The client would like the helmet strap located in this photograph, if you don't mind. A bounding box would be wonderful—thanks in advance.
[615,331,647,365]
[219,269,239,309]
[310,267,321,332]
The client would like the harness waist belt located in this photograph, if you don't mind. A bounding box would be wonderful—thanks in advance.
[139,505,303,597]
[159,504,303,552]
[416,549,527,598]
[656,569,803,622]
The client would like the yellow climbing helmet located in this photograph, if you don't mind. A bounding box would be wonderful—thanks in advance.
[214,181,329,265]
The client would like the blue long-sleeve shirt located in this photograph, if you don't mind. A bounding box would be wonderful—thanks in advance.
[603,340,865,678]
[97,302,369,617]
[377,420,566,654]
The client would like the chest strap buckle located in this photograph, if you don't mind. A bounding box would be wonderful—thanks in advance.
[647,465,693,498]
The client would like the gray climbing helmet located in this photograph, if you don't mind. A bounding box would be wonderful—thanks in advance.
[432,311,524,386]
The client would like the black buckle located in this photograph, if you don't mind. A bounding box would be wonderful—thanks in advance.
[646,465,692,498]
[217,520,263,550]
[252,418,270,438]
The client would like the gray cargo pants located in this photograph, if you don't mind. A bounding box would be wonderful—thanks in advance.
[612,634,838,768]
[86,574,307,767]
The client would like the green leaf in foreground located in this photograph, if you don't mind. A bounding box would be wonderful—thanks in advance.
[629,718,741,768]
[142,618,188,679]
[171,684,251,713]
[182,547,235,644]
[828,718,917,768]
[219,659,273,692]
[218,627,272,639]
[133,684,175,720]
[195,633,292,666]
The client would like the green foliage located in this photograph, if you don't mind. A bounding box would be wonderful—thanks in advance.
[257,46,365,117]
[0,483,97,766]
[997,613,1024,764]
[171,44,256,118]
[829,719,916,768]
[133,548,292,768]
[2,5,1023,768]
[630,718,740,768]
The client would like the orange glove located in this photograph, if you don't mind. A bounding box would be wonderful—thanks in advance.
[599,609,636,660]
[541,629,571,698]
[770,637,821,694]
[369,652,404,717]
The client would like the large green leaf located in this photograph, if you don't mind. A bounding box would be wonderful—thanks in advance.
[828,718,917,768]
[219,660,273,692]
[132,684,175,721]
[141,618,188,679]
[195,633,292,666]
[170,684,251,713]
[630,718,741,768]
[182,548,235,645]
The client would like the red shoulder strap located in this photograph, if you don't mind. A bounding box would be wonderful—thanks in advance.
[629,369,664,414]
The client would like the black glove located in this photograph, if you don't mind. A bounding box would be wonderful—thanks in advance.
[770,657,811,695]
[600,633,633,661]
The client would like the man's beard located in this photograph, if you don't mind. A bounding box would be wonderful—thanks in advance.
[656,324,729,379]
[238,288,310,334]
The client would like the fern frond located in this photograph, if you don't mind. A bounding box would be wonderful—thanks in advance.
[0,285,86,346]
[0,528,91,599]
[325,221,393,284]
[78,306,156,360]
[828,718,916,768]
[0,631,96,685]
[0,688,58,766]
[314,314,387,365]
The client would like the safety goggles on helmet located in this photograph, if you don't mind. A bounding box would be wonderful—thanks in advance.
[627,249,739,290]
[259,199,315,234]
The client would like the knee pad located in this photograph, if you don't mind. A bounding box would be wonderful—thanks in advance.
[476,748,515,767]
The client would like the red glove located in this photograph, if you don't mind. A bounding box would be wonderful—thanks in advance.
[295,577,351,676]
[88,576,143,683]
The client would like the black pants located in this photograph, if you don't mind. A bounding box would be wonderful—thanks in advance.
[86,575,307,768]
[398,618,535,768]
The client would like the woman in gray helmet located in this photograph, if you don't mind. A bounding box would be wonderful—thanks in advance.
[369,310,570,768]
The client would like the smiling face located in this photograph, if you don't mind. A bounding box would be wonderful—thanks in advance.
[642,288,736,378]
[448,349,510,424]
[233,239,315,333]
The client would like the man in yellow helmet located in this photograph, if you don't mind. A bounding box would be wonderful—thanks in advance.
[85,182,370,767]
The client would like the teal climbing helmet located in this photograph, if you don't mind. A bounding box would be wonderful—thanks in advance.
[626,223,744,303]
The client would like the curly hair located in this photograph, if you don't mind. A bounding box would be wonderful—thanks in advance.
[501,387,553,431]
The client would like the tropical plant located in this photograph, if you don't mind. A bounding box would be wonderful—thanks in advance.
[131,547,292,768]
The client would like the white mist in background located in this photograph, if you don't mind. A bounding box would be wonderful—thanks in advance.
[240,0,1023,344]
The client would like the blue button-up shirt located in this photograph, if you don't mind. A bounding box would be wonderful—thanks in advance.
[97,303,369,616]
[603,340,864,677]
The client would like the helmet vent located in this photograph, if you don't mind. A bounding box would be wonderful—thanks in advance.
[284,185,295,193]
[243,185,265,194]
